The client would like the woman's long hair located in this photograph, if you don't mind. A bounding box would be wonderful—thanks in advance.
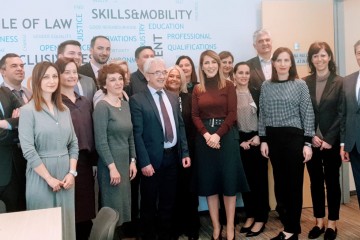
[32,61,65,111]
[197,50,226,92]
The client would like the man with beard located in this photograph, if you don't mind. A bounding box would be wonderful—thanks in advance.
[79,36,111,88]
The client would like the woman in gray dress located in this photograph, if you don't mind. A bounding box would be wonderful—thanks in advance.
[19,61,79,240]
[93,63,137,228]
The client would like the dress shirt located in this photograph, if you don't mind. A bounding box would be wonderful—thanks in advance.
[356,71,360,103]
[259,56,272,80]
[90,62,100,79]
[147,85,177,148]
[1,82,29,104]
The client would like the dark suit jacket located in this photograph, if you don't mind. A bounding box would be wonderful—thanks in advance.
[126,69,148,96]
[78,74,97,101]
[0,87,22,186]
[247,56,266,106]
[129,88,189,170]
[79,63,97,87]
[340,71,360,153]
[305,73,343,145]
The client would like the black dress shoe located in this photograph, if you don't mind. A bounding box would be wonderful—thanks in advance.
[308,226,325,239]
[324,228,337,240]
[271,232,298,240]
[239,222,254,233]
[246,224,265,237]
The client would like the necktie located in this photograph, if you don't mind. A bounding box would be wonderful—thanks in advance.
[358,87,360,106]
[12,90,25,105]
[156,91,174,142]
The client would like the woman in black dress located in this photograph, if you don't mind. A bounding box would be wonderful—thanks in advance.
[165,65,200,239]
[192,50,248,240]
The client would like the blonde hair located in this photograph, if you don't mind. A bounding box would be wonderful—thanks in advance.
[197,50,226,92]
[166,65,188,93]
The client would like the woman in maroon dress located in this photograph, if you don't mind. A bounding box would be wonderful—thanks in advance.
[55,58,96,240]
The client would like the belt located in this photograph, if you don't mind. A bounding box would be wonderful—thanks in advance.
[207,118,225,127]
[164,145,177,153]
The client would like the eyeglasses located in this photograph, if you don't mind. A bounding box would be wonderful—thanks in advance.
[148,70,168,77]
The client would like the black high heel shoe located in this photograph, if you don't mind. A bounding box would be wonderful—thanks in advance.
[246,224,265,237]
[211,225,223,240]
[240,222,254,233]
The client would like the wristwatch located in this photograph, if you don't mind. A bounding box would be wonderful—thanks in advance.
[304,142,312,148]
[69,170,78,177]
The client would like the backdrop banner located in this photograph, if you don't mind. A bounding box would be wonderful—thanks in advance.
[0,0,260,82]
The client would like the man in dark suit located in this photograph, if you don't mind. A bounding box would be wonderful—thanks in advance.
[123,46,155,238]
[78,35,111,88]
[0,86,24,212]
[126,46,155,96]
[57,40,97,101]
[244,29,274,226]
[130,58,191,240]
[340,39,360,207]
[247,29,273,106]
[0,53,31,212]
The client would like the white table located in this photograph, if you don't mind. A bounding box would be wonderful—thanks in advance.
[0,207,62,240]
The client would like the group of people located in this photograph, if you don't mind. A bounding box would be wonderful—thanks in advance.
[1,30,360,240]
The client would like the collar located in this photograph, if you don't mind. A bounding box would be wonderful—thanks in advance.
[147,85,164,96]
[2,81,26,92]
[258,55,272,63]
[90,61,100,77]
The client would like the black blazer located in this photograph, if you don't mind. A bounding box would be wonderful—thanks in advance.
[129,88,189,169]
[79,63,97,87]
[340,71,360,153]
[247,56,266,106]
[304,73,343,146]
[0,87,22,186]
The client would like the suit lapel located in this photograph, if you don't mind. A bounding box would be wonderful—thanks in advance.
[319,74,336,106]
[22,87,32,103]
[254,58,265,82]
[87,63,96,82]
[307,75,318,111]
[352,72,360,109]
[144,88,162,125]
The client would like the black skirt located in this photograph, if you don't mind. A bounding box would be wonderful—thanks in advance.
[194,121,249,196]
